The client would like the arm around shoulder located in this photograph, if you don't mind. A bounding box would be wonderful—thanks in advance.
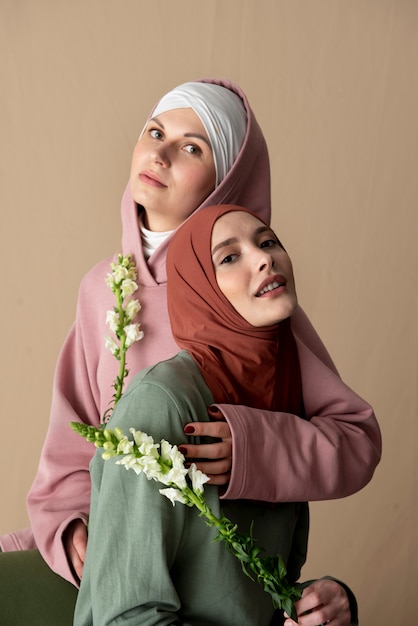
[217,309,381,502]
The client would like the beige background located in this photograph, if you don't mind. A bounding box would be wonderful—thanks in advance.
[1,1,417,623]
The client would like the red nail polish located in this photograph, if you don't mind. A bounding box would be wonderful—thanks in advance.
[184,424,195,434]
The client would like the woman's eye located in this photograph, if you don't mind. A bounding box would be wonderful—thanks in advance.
[150,128,163,140]
[184,144,202,156]
[220,253,238,265]
[260,238,278,249]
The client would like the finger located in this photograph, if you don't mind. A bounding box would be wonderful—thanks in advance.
[296,580,350,624]
[73,553,84,580]
[206,474,230,486]
[207,405,225,420]
[179,441,232,460]
[184,421,231,439]
[294,607,349,626]
[67,544,84,580]
[188,458,231,476]
[191,464,231,485]
[73,526,88,562]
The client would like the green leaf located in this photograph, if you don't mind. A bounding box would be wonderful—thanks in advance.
[282,597,298,622]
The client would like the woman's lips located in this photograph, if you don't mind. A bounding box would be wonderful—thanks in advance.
[139,171,167,188]
[255,274,287,297]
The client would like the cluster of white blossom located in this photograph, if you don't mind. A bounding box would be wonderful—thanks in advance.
[104,254,144,357]
[106,427,209,503]
[102,254,144,421]
[72,423,209,507]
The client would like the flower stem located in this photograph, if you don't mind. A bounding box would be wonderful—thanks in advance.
[182,486,301,621]
[104,284,128,422]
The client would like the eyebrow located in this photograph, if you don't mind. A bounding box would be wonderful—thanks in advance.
[149,116,212,149]
[211,225,274,256]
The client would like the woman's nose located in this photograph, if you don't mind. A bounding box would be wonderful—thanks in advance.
[151,144,170,166]
[258,250,274,272]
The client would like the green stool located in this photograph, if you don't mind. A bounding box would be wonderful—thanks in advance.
[0,550,77,625]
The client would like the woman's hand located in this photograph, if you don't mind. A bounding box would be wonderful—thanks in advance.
[180,407,232,485]
[63,518,88,581]
[284,579,351,626]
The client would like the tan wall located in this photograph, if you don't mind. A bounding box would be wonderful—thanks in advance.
[1,1,416,623]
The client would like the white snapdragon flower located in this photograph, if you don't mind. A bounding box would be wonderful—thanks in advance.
[160,439,175,461]
[159,488,188,506]
[189,463,210,494]
[117,437,134,455]
[126,266,137,281]
[116,453,145,475]
[129,428,160,454]
[124,323,144,348]
[104,336,119,356]
[125,299,141,321]
[112,264,129,285]
[105,273,115,289]
[121,278,138,299]
[160,440,185,467]
[131,430,160,458]
[106,310,119,334]
[160,466,189,490]
[170,446,186,468]
[116,452,161,479]
[139,455,162,480]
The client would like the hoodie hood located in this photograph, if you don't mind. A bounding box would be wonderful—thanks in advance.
[121,77,271,286]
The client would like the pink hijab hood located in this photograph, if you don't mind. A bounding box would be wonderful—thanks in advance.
[120,78,271,284]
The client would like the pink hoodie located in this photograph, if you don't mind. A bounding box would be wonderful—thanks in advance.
[0,78,381,586]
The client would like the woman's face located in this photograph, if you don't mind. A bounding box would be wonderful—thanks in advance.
[130,108,216,231]
[211,211,298,327]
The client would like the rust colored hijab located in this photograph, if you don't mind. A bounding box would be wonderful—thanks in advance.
[167,205,303,415]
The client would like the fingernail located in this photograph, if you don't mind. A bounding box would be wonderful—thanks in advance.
[184,425,195,434]
[178,446,187,455]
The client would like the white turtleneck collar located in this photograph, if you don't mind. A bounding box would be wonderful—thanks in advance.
[139,215,175,259]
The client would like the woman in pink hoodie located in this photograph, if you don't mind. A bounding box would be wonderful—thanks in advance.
[0,79,380,624]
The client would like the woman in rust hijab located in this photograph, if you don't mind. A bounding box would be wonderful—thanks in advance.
[75,205,357,625]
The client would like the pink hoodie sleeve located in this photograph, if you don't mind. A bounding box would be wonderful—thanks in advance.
[0,527,36,551]
[25,262,112,586]
[25,324,97,585]
[24,255,179,586]
[219,308,382,502]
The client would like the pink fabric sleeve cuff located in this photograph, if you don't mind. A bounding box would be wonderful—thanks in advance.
[0,527,36,552]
